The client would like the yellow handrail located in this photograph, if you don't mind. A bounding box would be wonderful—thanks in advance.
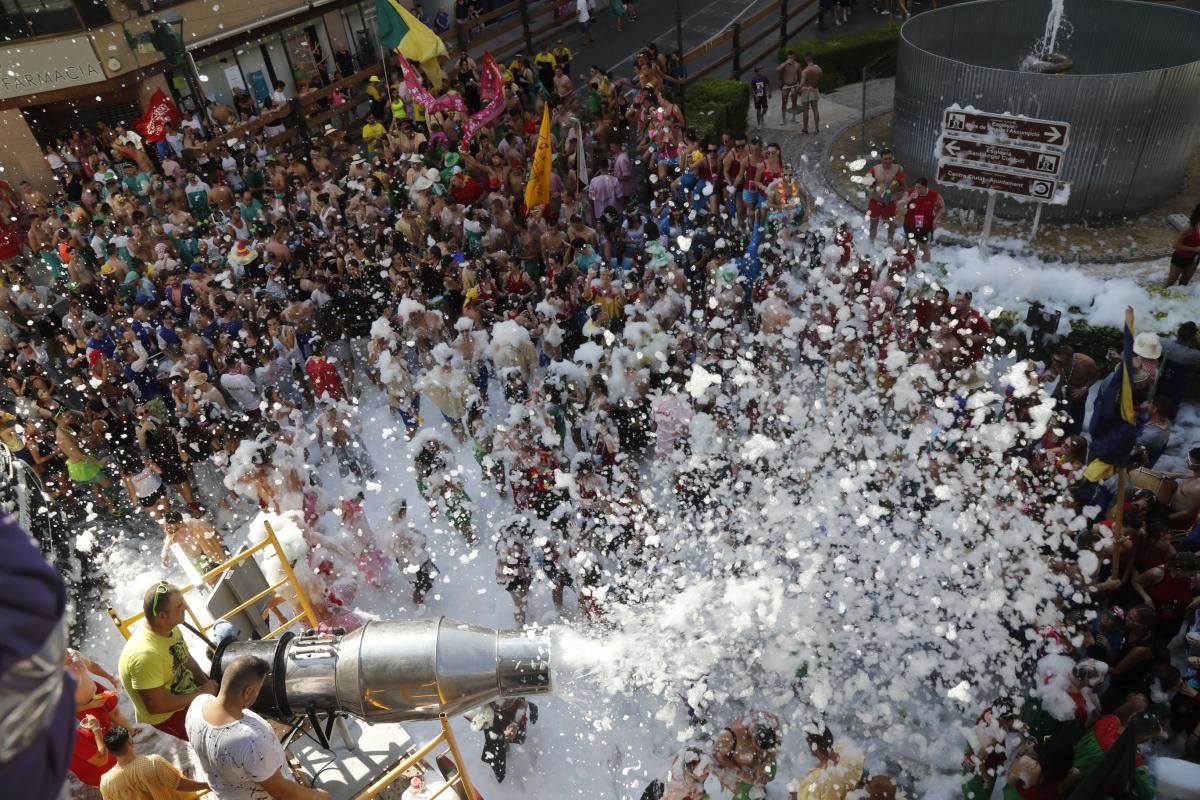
[355,714,480,800]
[107,520,320,641]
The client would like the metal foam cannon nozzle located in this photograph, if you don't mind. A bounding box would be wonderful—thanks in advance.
[213,617,551,722]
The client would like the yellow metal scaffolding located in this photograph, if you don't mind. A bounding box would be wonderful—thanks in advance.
[107,520,321,642]
[107,520,482,800]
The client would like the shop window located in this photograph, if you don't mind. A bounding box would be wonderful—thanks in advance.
[0,0,112,39]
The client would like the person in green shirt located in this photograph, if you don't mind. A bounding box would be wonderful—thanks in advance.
[117,581,217,741]
[237,190,264,224]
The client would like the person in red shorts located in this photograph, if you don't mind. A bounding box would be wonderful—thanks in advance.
[897,177,945,263]
[69,713,116,788]
[865,149,906,246]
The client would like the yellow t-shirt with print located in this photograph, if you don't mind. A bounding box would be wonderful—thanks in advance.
[118,626,199,725]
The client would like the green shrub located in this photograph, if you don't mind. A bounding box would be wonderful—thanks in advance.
[684,78,750,141]
[780,23,902,93]
[1065,319,1126,369]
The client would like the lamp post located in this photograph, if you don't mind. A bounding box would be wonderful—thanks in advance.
[151,11,209,137]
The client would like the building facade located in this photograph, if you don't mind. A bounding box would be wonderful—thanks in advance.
[0,0,421,190]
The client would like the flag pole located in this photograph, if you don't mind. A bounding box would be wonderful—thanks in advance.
[1111,468,1126,578]
[1110,304,1136,581]
[381,47,396,110]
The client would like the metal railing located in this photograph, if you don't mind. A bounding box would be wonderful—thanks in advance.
[859,47,898,154]
[356,714,480,800]
[443,0,579,65]
[681,0,820,87]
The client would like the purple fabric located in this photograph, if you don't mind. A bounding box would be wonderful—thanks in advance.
[0,515,77,798]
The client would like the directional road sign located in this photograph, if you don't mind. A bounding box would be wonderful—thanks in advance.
[936,162,1062,203]
[942,109,1070,149]
[940,136,1063,176]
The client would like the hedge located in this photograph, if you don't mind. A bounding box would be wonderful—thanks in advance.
[780,23,902,93]
[684,78,751,143]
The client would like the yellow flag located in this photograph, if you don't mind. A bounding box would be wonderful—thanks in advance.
[376,0,447,90]
[524,103,552,211]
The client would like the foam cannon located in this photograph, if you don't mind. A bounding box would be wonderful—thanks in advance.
[212,617,551,722]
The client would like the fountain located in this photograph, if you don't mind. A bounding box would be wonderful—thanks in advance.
[891,0,1200,221]
[1022,0,1073,73]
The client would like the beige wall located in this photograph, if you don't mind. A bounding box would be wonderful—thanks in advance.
[138,73,175,108]
[0,110,55,192]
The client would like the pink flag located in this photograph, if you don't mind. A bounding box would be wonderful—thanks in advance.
[398,52,466,116]
[397,53,436,110]
[457,51,506,151]
[459,94,506,152]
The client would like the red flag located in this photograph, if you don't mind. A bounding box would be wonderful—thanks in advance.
[133,89,180,144]
[481,51,502,102]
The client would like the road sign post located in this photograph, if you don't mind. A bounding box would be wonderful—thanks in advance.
[1030,202,1044,244]
[979,190,998,260]
[937,107,1071,256]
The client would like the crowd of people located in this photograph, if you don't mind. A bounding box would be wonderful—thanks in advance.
[2,15,1200,800]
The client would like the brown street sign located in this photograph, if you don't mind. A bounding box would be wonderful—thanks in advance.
[936,161,1065,203]
[940,136,1063,176]
[942,109,1070,148]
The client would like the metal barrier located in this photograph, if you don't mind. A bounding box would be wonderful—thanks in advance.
[680,0,820,87]
[858,46,898,154]
[107,520,321,643]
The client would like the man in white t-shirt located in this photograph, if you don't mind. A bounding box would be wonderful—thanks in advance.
[219,361,260,413]
[186,655,331,800]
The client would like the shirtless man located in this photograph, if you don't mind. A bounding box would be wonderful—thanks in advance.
[1167,447,1200,530]
[776,54,802,124]
[18,180,50,213]
[208,180,234,212]
[865,149,906,245]
[161,511,228,575]
[710,711,781,796]
[310,147,334,178]
[207,100,236,127]
[799,55,823,134]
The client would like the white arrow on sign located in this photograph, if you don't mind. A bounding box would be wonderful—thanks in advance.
[1045,126,1063,144]
[944,140,960,157]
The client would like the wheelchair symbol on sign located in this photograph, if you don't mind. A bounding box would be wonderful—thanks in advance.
[1036,153,1059,173]
[1031,180,1053,199]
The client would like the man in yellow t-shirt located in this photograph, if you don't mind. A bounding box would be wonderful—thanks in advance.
[361,115,387,154]
[118,581,217,741]
[99,725,208,799]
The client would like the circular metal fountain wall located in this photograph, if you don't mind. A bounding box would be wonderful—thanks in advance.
[892,0,1200,221]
